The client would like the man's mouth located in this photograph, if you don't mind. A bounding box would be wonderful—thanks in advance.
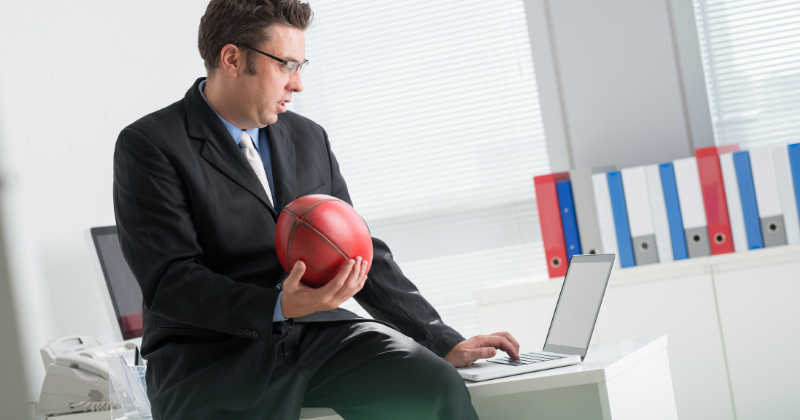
[278,99,291,111]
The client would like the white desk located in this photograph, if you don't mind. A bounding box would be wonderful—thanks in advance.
[469,335,676,420]
[301,335,677,420]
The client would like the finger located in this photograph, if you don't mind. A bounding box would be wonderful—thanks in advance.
[491,332,520,353]
[333,257,363,302]
[476,336,520,359]
[467,347,497,362]
[284,261,306,289]
[357,262,368,288]
[321,259,355,293]
[349,261,368,297]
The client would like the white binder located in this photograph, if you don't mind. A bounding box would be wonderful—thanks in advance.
[673,157,711,257]
[621,167,658,265]
[569,168,603,255]
[750,147,788,247]
[592,172,619,269]
[719,152,748,252]
[772,145,800,245]
[644,165,673,263]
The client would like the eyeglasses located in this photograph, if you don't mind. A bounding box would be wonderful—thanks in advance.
[235,43,309,74]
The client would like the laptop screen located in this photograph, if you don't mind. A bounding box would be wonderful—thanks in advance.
[90,226,144,340]
[543,254,614,358]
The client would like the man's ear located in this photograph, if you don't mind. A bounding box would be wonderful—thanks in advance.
[218,44,243,79]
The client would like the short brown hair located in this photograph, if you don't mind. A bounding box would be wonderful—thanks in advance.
[198,0,313,73]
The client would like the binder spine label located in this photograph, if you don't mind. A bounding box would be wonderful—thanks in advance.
[761,215,788,247]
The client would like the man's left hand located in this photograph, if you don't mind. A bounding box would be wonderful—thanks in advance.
[444,332,520,368]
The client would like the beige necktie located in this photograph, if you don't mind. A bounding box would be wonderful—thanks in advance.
[239,131,274,207]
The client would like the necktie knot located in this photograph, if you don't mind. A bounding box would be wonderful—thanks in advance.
[240,131,255,149]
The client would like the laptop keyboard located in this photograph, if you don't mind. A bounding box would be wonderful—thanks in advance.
[487,352,566,366]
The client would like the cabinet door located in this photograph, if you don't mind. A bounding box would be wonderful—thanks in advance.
[595,273,735,420]
[714,258,800,420]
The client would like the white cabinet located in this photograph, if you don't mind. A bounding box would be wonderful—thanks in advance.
[474,244,800,420]
[712,248,800,420]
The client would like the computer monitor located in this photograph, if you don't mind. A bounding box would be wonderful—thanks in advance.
[85,226,143,341]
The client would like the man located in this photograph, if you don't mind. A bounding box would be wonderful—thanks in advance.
[114,1,520,419]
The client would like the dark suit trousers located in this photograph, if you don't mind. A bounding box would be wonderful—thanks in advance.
[190,321,478,420]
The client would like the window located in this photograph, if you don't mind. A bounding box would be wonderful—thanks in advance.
[693,0,800,149]
[292,0,550,336]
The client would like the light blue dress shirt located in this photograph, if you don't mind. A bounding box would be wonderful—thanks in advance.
[199,80,287,322]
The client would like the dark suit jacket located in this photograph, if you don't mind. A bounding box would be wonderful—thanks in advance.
[113,78,465,419]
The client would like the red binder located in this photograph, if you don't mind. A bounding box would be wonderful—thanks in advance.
[696,145,739,255]
[534,172,570,278]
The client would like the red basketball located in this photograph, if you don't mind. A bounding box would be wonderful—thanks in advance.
[275,194,373,288]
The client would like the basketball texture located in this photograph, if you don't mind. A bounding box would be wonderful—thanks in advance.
[275,194,373,288]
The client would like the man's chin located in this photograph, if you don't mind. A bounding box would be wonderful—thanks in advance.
[262,114,279,126]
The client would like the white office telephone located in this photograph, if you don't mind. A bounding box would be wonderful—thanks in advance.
[35,335,140,416]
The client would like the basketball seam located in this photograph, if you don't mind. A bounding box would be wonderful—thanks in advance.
[298,199,341,218]
[285,218,301,272]
[297,219,350,261]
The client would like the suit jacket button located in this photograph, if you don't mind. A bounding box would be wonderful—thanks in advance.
[244,330,252,337]
[236,329,244,335]
[251,331,259,338]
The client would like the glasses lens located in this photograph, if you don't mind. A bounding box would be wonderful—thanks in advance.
[298,61,309,73]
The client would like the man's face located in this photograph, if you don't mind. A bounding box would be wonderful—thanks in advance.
[241,25,305,127]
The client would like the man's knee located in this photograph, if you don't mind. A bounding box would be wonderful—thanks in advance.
[403,347,468,396]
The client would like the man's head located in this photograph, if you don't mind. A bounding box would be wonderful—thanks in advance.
[199,0,313,127]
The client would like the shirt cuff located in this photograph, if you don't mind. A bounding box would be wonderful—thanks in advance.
[273,291,288,322]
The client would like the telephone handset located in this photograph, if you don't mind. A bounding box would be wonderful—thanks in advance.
[35,335,140,416]
[53,353,109,381]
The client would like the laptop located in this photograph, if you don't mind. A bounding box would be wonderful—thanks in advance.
[457,253,615,381]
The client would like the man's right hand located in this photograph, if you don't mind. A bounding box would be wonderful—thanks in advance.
[279,257,368,319]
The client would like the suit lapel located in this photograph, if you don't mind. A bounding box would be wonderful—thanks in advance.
[267,118,296,212]
[185,78,277,217]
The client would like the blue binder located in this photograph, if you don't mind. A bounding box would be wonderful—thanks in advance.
[789,143,800,217]
[606,172,635,268]
[733,151,764,250]
[658,163,689,260]
[556,180,582,259]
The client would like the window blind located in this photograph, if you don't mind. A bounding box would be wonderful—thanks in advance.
[693,0,800,149]
[292,0,550,337]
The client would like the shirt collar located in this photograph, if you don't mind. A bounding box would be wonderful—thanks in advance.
[199,80,260,151]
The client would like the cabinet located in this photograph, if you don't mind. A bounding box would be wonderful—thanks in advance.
[474,244,800,420]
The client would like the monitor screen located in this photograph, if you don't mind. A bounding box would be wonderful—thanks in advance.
[544,255,614,356]
[91,227,143,340]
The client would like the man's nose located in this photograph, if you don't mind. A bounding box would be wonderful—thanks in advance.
[289,71,303,93]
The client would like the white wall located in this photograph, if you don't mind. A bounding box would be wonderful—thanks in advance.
[524,0,715,172]
[0,0,208,401]
[0,0,717,403]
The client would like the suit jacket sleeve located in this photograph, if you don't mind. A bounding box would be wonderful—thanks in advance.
[322,131,466,358]
[113,126,284,344]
